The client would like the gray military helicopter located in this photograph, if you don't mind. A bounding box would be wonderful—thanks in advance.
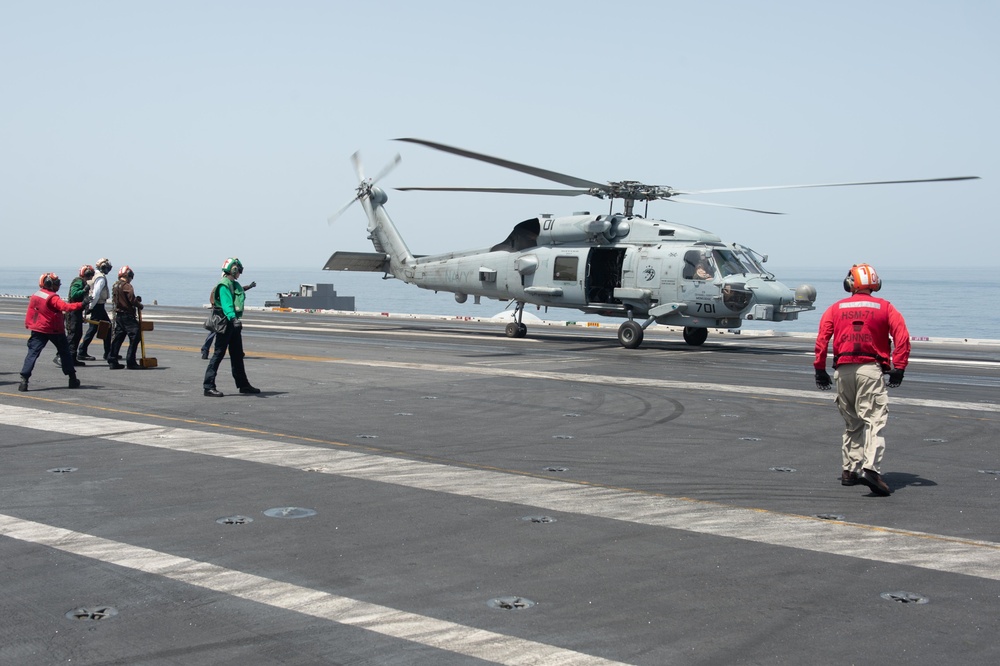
[326,139,977,349]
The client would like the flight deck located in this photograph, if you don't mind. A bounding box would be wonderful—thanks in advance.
[1,298,998,665]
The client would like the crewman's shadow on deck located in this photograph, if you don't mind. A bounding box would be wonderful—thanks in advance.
[882,472,937,492]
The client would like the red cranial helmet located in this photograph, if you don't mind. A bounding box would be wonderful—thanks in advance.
[39,272,61,291]
[118,265,134,279]
[80,264,95,279]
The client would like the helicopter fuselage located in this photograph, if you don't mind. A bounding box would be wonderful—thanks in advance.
[325,186,817,348]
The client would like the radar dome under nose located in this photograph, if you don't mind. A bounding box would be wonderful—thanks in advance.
[795,284,817,304]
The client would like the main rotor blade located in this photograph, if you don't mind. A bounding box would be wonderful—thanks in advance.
[396,138,606,190]
[680,175,980,196]
[395,186,592,197]
[666,198,784,215]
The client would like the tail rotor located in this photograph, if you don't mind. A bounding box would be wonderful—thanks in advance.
[328,151,401,225]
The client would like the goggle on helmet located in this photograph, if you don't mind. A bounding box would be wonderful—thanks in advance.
[39,272,61,291]
[843,263,882,293]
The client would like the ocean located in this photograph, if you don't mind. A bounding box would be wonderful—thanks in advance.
[2,266,997,341]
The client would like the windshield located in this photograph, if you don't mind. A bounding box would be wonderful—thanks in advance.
[711,249,750,277]
[732,245,769,275]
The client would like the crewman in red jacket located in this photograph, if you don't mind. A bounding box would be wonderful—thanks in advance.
[19,273,85,392]
[814,263,910,496]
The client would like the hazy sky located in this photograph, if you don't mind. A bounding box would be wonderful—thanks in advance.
[2,1,995,273]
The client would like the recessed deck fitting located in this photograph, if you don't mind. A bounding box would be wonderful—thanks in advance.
[216,515,253,525]
[880,591,929,604]
[487,596,535,610]
[263,507,317,519]
[65,606,118,620]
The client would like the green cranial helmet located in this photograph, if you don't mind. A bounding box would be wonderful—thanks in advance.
[221,257,244,275]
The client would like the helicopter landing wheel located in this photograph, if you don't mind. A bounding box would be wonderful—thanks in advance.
[506,322,527,338]
[683,326,709,346]
[617,321,644,349]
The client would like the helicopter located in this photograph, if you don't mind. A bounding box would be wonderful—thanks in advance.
[325,138,978,349]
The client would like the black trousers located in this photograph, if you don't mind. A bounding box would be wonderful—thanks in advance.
[203,322,250,390]
[109,312,140,366]
[64,309,84,360]
[80,303,112,358]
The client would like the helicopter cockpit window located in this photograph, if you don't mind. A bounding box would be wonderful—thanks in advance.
[553,256,578,282]
[711,250,750,277]
[683,250,716,280]
[734,247,766,274]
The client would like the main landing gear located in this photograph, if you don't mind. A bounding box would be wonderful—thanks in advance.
[617,309,656,349]
[505,301,528,338]
[617,320,644,349]
[616,316,711,349]
[683,326,709,346]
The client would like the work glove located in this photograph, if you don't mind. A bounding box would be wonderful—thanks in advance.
[232,318,242,330]
[815,369,833,390]
[886,368,904,388]
[245,281,256,290]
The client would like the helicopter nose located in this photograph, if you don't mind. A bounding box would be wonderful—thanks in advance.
[747,279,788,305]
[743,278,815,321]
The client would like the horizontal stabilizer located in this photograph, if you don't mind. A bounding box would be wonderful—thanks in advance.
[323,251,390,273]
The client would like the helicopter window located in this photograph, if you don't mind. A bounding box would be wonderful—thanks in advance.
[683,250,715,280]
[711,250,749,277]
[553,256,578,282]
[734,248,765,274]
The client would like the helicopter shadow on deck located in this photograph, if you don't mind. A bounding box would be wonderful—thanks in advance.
[491,327,810,357]
[400,321,813,357]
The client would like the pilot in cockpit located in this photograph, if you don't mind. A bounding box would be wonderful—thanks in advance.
[684,250,715,280]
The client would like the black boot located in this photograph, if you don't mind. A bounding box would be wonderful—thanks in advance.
[68,375,81,389]
[18,375,28,392]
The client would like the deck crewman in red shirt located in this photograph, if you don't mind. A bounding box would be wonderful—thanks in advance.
[19,273,85,392]
[814,263,910,496]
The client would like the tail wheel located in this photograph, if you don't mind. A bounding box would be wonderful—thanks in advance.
[683,327,709,346]
[617,321,644,349]
[506,322,527,338]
